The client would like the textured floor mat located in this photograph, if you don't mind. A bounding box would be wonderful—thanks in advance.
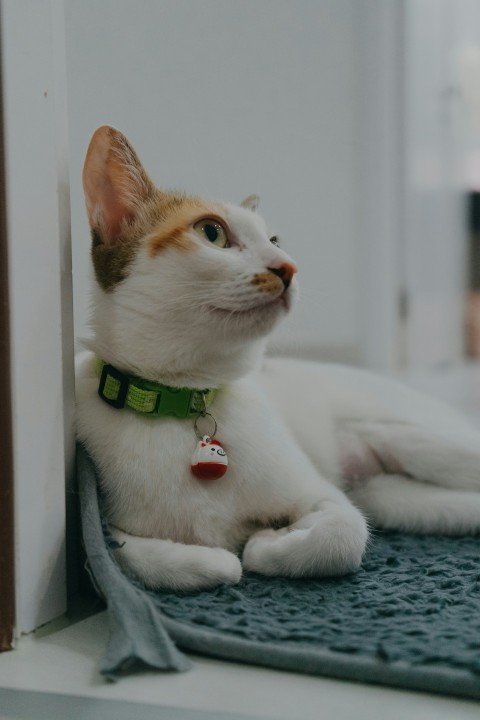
[77,444,480,698]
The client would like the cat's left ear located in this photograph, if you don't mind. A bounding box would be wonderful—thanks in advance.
[83,125,157,246]
[240,194,260,212]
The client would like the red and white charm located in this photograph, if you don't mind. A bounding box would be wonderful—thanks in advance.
[191,435,228,480]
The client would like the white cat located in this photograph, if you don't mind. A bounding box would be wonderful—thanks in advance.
[76,126,480,591]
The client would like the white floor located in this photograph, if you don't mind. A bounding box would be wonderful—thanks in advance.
[1,612,480,720]
[2,363,480,720]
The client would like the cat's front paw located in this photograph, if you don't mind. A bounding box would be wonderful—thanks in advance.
[201,547,243,587]
[242,506,368,578]
[112,530,242,591]
[162,545,242,590]
[242,529,285,574]
[175,546,243,590]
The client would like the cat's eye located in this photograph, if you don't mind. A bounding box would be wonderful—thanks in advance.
[193,219,229,248]
[270,236,280,247]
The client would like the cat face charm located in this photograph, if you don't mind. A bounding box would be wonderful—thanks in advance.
[191,436,228,480]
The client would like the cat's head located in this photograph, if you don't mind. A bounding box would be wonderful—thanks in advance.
[83,126,298,386]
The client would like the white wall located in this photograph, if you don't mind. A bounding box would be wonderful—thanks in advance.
[66,0,361,360]
[353,0,405,372]
[402,0,468,369]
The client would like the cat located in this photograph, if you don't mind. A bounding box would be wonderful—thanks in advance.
[76,125,480,591]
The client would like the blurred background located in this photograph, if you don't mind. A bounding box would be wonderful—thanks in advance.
[66,0,480,392]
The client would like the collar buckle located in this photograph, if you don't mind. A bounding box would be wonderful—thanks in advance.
[98,363,129,409]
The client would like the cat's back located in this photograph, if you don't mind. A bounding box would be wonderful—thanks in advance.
[261,356,477,434]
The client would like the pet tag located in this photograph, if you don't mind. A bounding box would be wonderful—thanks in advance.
[191,435,228,480]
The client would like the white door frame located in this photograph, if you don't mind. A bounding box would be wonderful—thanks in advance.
[2,0,74,635]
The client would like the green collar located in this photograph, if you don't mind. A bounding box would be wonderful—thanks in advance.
[95,357,217,419]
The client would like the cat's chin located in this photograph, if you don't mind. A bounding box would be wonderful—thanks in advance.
[208,295,289,328]
[206,297,289,342]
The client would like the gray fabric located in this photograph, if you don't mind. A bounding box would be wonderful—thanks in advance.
[77,444,480,697]
[77,446,191,678]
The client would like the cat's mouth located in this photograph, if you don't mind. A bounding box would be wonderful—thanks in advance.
[208,293,290,318]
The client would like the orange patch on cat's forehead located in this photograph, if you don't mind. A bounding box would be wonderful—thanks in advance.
[148,196,226,256]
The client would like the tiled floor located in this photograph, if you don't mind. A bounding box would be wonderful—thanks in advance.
[2,362,480,720]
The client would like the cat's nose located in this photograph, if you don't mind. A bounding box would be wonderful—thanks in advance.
[267,262,297,290]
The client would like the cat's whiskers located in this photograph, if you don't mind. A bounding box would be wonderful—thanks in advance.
[114,285,217,309]
[112,277,279,318]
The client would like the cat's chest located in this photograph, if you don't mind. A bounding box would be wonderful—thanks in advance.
[78,374,298,537]
[109,384,280,487]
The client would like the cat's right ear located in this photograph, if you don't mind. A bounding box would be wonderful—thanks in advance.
[82,125,156,246]
[240,194,260,212]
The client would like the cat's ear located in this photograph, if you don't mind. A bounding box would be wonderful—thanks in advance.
[82,125,156,246]
[240,194,260,212]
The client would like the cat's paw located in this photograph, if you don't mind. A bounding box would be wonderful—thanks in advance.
[191,547,243,589]
[242,507,368,578]
[111,529,242,590]
[242,527,299,574]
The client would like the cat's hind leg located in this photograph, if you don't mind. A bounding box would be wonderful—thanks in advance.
[340,418,480,492]
[110,527,242,590]
[347,474,480,535]
[340,419,480,534]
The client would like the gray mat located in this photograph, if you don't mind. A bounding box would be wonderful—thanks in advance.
[77,444,480,698]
